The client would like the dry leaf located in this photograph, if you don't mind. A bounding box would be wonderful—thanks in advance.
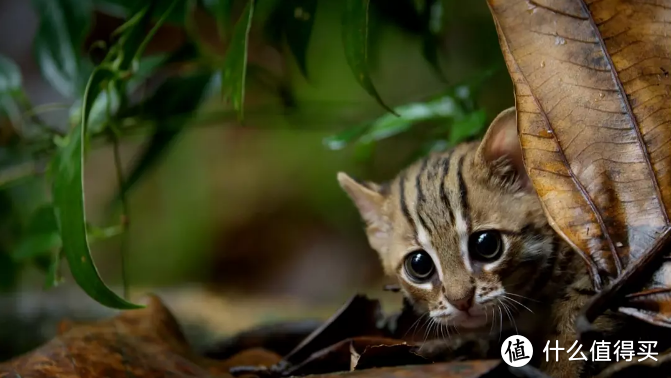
[304,360,519,378]
[0,294,280,377]
[595,348,671,378]
[203,319,322,360]
[487,0,671,328]
[282,294,385,365]
[281,337,425,376]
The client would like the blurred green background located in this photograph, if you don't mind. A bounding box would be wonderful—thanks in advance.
[0,0,513,359]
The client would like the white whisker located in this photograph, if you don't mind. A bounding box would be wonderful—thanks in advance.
[503,294,534,314]
[506,292,541,303]
[490,307,495,335]
[499,299,518,335]
[498,305,503,341]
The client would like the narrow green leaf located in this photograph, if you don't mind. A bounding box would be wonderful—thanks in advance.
[342,0,397,115]
[127,43,200,92]
[359,96,457,143]
[132,0,181,65]
[284,0,317,79]
[32,0,93,98]
[69,81,121,135]
[323,94,472,150]
[203,0,234,40]
[222,0,255,119]
[323,123,369,151]
[448,109,487,144]
[0,55,24,128]
[52,67,142,309]
[0,55,22,94]
[121,72,213,195]
[420,0,446,81]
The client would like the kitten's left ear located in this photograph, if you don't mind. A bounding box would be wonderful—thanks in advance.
[475,107,531,191]
[337,172,389,253]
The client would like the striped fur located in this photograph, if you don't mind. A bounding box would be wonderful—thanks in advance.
[337,108,620,378]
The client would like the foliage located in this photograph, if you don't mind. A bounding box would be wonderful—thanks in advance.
[0,0,491,308]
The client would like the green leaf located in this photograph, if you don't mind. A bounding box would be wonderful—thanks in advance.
[0,55,22,95]
[284,0,317,79]
[322,124,369,151]
[121,72,214,195]
[11,205,61,261]
[69,80,121,135]
[0,55,24,128]
[448,109,487,144]
[32,0,93,98]
[127,43,200,92]
[342,0,397,115]
[359,96,457,143]
[203,0,234,40]
[51,67,142,309]
[420,0,446,82]
[222,0,255,120]
[323,93,479,151]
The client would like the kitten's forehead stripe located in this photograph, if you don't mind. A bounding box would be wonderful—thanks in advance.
[416,157,429,203]
[456,153,472,234]
[415,157,433,236]
[399,171,418,242]
[439,153,455,224]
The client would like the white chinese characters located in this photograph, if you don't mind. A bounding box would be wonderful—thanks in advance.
[543,340,658,362]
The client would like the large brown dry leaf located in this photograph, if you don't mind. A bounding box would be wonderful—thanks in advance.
[0,294,520,378]
[0,294,282,377]
[487,0,671,327]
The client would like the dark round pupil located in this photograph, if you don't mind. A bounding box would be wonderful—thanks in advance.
[473,231,501,259]
[409,251,433,278]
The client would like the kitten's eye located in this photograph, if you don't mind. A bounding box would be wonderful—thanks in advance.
[404,250,435,282]
[468,230,503,261]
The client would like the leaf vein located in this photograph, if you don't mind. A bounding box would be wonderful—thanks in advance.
[579,0,669,227]
[528,0,589,20]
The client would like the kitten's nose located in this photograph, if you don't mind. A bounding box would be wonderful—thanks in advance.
[448,288,475,312]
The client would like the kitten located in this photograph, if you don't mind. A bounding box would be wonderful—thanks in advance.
[336,108,619,378]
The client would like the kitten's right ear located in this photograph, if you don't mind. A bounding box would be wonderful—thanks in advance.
[337,172,389,251]
[475,107,531,191]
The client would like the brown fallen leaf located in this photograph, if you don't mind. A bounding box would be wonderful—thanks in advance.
[202,319,322,360]
[279,337,426,376]
[303,360,535,378]
[595,348,671,378]
[281,294,385,365]
[0,294,281,378]
[351,341,428,371]
[486,0,671,330]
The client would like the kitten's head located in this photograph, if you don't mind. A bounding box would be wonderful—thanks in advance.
[338,107,557,330]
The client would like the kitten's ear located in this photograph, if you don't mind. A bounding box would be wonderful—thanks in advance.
[337,172,389,251]
[475,107,531,191]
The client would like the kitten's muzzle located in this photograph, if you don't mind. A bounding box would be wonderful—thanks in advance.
[447,287,475,312]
